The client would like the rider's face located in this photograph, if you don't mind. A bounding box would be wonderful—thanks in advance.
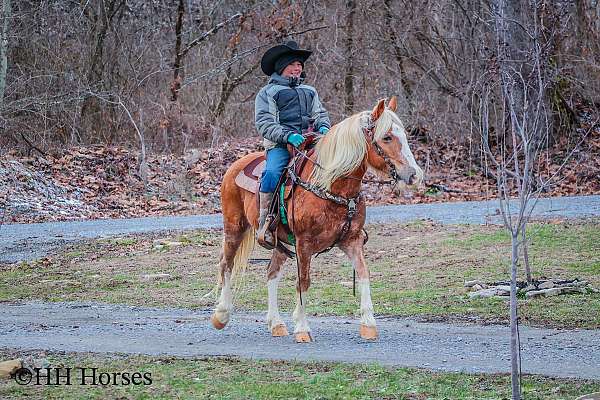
[281,61,303,78]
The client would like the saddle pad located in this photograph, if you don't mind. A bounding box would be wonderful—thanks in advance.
[234,154,298,198]
[234,155,265,194]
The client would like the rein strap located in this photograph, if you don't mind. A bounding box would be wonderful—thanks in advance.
[288,168,360,218]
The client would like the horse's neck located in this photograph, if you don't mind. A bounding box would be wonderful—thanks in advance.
[301,159,367,198]
[329,161,367,198]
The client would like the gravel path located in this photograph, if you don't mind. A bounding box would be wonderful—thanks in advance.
[1,196,599,379]
[1,301,599,379]
[1,195,599,264]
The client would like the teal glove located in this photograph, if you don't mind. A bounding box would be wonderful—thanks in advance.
[287,133,305,148]
[319,126,330,134]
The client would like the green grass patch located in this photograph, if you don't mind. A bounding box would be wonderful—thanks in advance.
[63,251,84,258]
[444,229,510,248]
[1,221,599,328]
[0,352,598,400]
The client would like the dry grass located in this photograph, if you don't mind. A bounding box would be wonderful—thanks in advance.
[1,219,598,328]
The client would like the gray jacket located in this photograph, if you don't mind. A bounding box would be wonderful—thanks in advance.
[255,73,330,150]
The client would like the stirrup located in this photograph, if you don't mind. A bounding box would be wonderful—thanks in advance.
[257,215,277,250]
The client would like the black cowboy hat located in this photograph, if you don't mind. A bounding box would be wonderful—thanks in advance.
[260,41,312,76]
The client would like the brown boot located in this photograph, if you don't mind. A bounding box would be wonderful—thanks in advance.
[257,192,276,249]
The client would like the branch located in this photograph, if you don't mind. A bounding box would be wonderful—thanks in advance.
[179,13,242,59]
[182,44,266,88]
[19,133,46,157]
[283,25,329,37]
[230,63,258,87]
[181,24,329,89]
[85,91,147,185]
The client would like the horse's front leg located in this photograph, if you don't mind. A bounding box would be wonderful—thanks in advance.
[340,232,378,340]
[266,249,289,336]
[292,241,312,343]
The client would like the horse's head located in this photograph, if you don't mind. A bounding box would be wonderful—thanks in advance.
[364,97,424,192]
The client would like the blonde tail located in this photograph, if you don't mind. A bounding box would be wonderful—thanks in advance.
[230,228,256,293]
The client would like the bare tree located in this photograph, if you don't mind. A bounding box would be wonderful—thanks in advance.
[171,0,186,102]
[209,15,257,122]
[343,0,355,116]
[382,0,413,113]
[478,1,558,398]
[3,0,598,158]
[80,0,126,134]
[0,0,10,109]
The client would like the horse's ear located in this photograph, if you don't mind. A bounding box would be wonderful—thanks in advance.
[387,96,398,112]
[371,99,386,122]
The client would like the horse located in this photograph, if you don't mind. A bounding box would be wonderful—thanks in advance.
[210,96,423,342]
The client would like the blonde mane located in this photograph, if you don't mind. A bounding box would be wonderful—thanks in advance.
[310,109,400,190]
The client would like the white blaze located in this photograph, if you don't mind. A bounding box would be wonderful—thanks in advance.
[392,124,424,185]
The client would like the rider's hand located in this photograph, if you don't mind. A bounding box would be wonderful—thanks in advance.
[319,126,330,135]
[287,133,305,148]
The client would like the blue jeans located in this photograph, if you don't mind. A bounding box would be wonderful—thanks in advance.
[260,146,290,193]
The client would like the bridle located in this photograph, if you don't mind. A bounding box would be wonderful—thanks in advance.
[361,117,402,184]
[294,118,401,185]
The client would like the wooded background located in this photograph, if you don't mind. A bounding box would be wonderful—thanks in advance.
[1,0,599,160]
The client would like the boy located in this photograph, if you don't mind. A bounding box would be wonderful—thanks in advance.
[255,41,331,248]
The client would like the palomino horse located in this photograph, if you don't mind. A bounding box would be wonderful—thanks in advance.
[211,97,423,342]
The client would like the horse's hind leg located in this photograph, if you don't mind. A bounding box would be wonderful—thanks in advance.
[340,232,378,340]
[211,225,249,330]
[266,249,289,336]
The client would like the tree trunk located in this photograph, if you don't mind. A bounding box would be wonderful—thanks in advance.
[383,0,413,112]
[343,0,355,116]
[0,0,10,109]
[171,0,185,102]
[210,64,256,122]
[493,1,525,398]
[574,0,600,58]
[510,231,521,400]
[80,0,125,140]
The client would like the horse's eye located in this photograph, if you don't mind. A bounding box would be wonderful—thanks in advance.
[382,136,393,143]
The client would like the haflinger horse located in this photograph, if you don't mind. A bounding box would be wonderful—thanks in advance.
[211,96,423,342]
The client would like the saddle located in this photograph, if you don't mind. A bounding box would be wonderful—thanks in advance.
[234,131,321,197]
[234,131,321,251]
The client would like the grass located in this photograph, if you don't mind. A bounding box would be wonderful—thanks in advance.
[0,220,599,328]
[104,237,138,246]
[0,351,598,400]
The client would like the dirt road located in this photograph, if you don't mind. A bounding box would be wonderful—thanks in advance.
[1,301,599,379]
[2,195,599,264]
